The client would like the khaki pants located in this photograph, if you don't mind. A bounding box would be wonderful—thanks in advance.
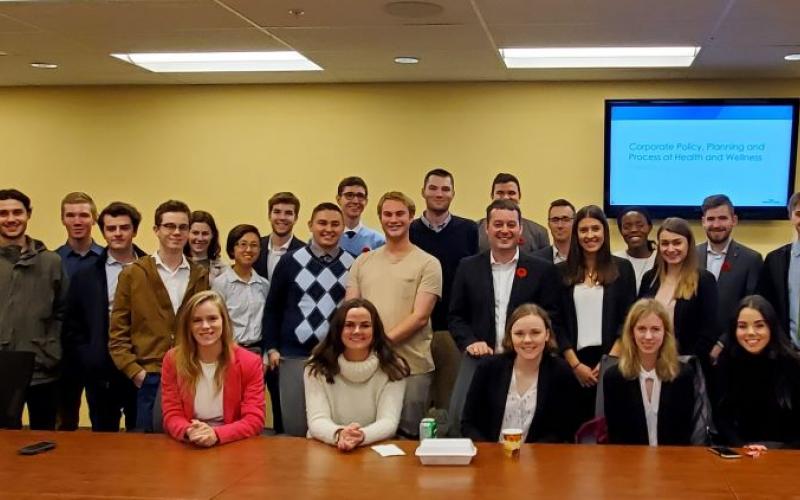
[429,330,461,410]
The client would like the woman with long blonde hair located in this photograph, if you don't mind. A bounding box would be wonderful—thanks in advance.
[161,290,265,447]
[603,299,695,446]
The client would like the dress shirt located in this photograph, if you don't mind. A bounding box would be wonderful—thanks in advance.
[344,222,363,239]
[266,236,293,280]
[574,284,604,350]
[500,369,539,442]
[638,366,662,447]
[706,239,732,280]
[56,240,104,278]
[553,246,567,265]
[420,212,452,233]
[789,240,800,347]
[154,251,191,314]
[491,249,519,353]
[105,252,136,314]
[309,240,340,263]
[212,267,270,346]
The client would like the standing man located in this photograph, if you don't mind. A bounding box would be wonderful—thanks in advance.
[477,173,549,253]
[254,192,304,281]
[347,192,442,437]
[698,195,762,363]
[336,176,385,255]
[409,168,477,414]
[263,203,353,436]
[533,198,575,264]
[56,191,104,430]
[0,189,67,430]
[64,202,146,431]
[109,200,208,432]
[448,199,564,434]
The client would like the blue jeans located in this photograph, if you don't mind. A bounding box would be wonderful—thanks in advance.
[135,373,160,432]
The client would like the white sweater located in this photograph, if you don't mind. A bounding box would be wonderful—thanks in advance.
[304,353,406,446]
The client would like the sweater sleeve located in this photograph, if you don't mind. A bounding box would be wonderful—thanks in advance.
[214,353,266,445]
[360,378,406,445]
[304,368,343,445]
[161,350,192,442]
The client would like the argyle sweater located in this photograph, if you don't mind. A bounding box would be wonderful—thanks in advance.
[262,246,354,357]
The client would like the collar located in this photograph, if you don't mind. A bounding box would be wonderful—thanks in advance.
[268,235,293,252]
[154,251,190,271]
[222,266,264,285]
[106,250,136,266]
[639,366,658,380]
[309,240,340,260]
[490,248,520,266]
[706,239,732,257]
[345,222,363,234]
[420,211,452,232]
[59,240,104,258]
[792,239,800,258]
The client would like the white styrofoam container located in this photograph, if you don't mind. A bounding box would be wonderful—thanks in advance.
[414,438,477,465]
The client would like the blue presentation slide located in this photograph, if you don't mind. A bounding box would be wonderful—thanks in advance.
[609,105,794,207]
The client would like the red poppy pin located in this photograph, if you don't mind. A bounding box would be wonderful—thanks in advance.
[721,261,731,273]
[518,237,525,245]
[516,267,528,279]
[361,246,371,253]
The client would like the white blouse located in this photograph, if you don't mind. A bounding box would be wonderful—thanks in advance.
[500,369,539,442]
[194,361,224,426]
[574,284,604,350]
[638,366,662,447]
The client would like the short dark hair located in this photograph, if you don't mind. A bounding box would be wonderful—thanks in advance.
[184,210,221,260]
[225,224,261,259]
[549,198,575,215]
[616,206,653,231]
[337,177,368,197]
[789,192,800,215]
[154,200,191,227]
[98,202,142,232]
[701,194,734,215]
[0,189,32,214]
[311,202,343,220]
[423,168,454,188]
[491,173,521,196]
[268,192,300,215]
[486,199,522,223]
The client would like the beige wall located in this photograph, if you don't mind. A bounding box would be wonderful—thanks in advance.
[3,79,798,257]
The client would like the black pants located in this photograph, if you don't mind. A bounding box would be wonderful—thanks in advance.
[575,346,604,426]
[56,357,84,431]
[85,371,138,432]
[265,368,283,434]
[24,381,58,430]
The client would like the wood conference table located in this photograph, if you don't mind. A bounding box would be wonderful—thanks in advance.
[1,431,798,499]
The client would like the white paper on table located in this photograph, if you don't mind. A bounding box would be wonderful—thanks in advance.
[371,444,406,457]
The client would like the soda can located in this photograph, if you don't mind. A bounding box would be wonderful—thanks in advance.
[419,417,437,440]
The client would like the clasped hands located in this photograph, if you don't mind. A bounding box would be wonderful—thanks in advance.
[186,419,219,447]
[336,423,365,452]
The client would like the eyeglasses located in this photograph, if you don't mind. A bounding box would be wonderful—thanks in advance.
[342,192,367,201]
[548,216,574,224]
[235,242,260,250]
[159,223,190,233]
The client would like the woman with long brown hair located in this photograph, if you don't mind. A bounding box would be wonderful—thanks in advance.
[161,290,265,446]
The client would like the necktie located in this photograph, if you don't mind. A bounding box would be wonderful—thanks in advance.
[345,231,356,239]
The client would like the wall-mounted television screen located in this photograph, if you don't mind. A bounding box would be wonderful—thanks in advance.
[604,98,799,220]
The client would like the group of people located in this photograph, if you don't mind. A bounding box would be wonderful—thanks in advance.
[1,169,799,452]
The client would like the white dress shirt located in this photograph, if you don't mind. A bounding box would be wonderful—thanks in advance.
[105,253,135,314]
[574,284,604,350]
[705,239,731,280]
[194,361,224,426]
[638,366,662,447]
[500,369,539,442]
[266,237,292,280]
[212,267,270,346]
[491,249,519,353]
[154,252,191,314]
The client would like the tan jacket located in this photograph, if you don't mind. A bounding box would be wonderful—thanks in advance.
[109,255,208,379]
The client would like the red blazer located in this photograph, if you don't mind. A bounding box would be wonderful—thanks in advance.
[161,346,265,445]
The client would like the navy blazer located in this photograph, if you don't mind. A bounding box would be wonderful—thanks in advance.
[448,250,564,351]
[253,234,304,280]
[639,268,719,357]
[461,352,580,443]
[558,256,637,354]
[604,363,695,445]
[696,240,762,346]
[757,243,792,341]
[63,246,146,379]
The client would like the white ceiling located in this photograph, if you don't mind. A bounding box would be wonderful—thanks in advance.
[0,0,798,85]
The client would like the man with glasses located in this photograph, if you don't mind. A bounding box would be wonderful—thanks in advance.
[533,199,575,264]
[336,176,384,255]
[109,200,209,431]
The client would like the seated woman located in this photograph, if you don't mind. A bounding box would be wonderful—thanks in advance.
[304,298,409,451]
[461,304,580,443]
[161,290,266,446]
[604,298,695,446]
[714,295,800,449]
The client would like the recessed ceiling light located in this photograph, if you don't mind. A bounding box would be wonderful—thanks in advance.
[30,62,58,69]
[288,8,304,16]
[785,53,800,61]
[110,51,322,73]
[0,51,7,57]
[500,46,701,69]
[394,56,419,64]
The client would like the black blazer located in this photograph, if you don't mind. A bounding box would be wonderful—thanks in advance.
[696,240,762,346]
[604,363,695,445]
[639,268,719,357]
[757,243,792,341]
[558,256,637,354]
[448,250,564,351]
[253,234,304,279]
[531,245,556,264]
[461,352,580,443]
[63,246,146,379]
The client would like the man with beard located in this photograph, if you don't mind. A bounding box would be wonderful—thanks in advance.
[254,192,304,281]
[409,168,477,415]
[697,194,762,363]
[336,176,384,255]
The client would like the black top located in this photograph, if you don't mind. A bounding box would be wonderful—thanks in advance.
[461,352,580,443]
[409,215,479,331]
[639,268,719,357]
[448,250,564,351]
[756,243,792,342]
[603,363,695,445]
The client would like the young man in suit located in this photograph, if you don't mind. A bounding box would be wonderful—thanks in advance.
[533,198,575,264]
[758,192,800,348]
[697,194,763,363]
[254,192,304,281]
[108,200,209,432]
[64,201,146,431]
[477,173,549,254]
[448,199,563,434]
